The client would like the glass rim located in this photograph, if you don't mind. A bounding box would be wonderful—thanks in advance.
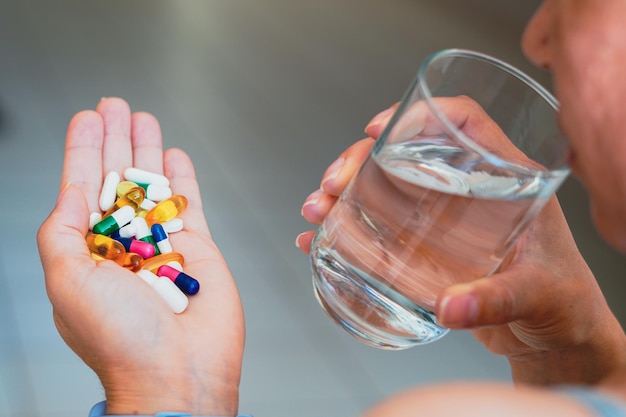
[415,48,569,178]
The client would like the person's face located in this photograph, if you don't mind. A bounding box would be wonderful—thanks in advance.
[522,0,626,253]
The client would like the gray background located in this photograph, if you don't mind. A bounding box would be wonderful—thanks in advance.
[1,1,625,416]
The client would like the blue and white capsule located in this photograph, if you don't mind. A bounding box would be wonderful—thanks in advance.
[151,223,173,254]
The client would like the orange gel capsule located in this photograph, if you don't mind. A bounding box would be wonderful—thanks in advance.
[117,252,143,272]
[103,187,146,218]
[140,252,185,274]
[91,249,143,271]
[145,195,187,226]
[86,234,125,260]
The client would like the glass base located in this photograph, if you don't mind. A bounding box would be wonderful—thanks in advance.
[311,247,449,350]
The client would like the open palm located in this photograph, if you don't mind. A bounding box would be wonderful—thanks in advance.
[37,98,245,415]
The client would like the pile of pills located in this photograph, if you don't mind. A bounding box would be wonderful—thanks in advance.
[86,167,199,314]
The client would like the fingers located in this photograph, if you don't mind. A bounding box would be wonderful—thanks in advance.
[364,103,398,138]
[295,230,316,254]
[320,137,374,195]
[298,137,375,254]
[301,189,338,225]
[301,137,374,223]
[61,110,105,214]
[96,98,133,175]
[131,111,164,174]
[37,184,93,286]
[163,148,210,236]
[436,265,548,330]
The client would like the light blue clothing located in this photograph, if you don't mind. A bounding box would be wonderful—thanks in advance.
[558,386,626,417]
[88,401,252,417]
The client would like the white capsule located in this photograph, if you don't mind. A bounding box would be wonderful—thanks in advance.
[136,269,158,286]
[89,212,102,229]
[166,261,183,272]
[152,277,189,314]
[162,218,184,233]
[156,240,172,254]
[110,205,135,226]
[124,167,169,186]
[145,184,172,202]
[117,223,137,238]
[131,217,151,240]
[99,171,121,212]
[139,198,157,211]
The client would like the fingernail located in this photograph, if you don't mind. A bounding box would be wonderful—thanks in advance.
[365,107,394,133]
[439,294,478,327]
[301,189,323,216]
[321,157,345,191]
[295,232,305,249]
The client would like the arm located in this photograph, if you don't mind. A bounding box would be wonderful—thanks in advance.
[37,98,245,416]
[297,103,626,386]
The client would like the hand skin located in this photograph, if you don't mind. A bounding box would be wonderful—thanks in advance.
[37,98,245,416]
[297,104,626,386]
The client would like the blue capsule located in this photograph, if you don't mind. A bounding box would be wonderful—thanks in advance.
[157,264,199,295]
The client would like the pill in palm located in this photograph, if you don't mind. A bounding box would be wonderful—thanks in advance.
[102,187,146,218]
[157,264,200,296]
[152,276,189,314]
[151,223,173,254]
[88,167,198,313]
[99,171,121,212]
[92,205,135,236]
[124,167,169,186]
[161,218,184,234]
[145,195,188,226]
[116,237,156,259]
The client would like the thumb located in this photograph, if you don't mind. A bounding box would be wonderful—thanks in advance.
[436,270,543,329]
[37,183,91,272]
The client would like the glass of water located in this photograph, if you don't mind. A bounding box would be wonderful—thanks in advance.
[309,49,570,350]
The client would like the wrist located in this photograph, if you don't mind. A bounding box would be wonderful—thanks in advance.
[101,367,240,416]
[508,314,626,386]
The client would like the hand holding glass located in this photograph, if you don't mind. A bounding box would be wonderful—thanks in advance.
[310,49,570,349]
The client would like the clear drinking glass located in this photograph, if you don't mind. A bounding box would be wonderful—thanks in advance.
[309,49,570,350]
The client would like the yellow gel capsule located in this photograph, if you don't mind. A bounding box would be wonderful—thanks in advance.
[140,252,185,274]
[145,195,188,226]
[86,234,125,260]
[116,181,139,198]
[103,187,146,218]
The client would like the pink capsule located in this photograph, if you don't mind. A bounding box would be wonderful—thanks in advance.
[115,237,156,259]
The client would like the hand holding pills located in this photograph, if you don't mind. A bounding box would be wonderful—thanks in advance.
[37,98,244,416]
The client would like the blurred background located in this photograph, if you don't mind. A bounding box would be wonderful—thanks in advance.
[1,1,625,416]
